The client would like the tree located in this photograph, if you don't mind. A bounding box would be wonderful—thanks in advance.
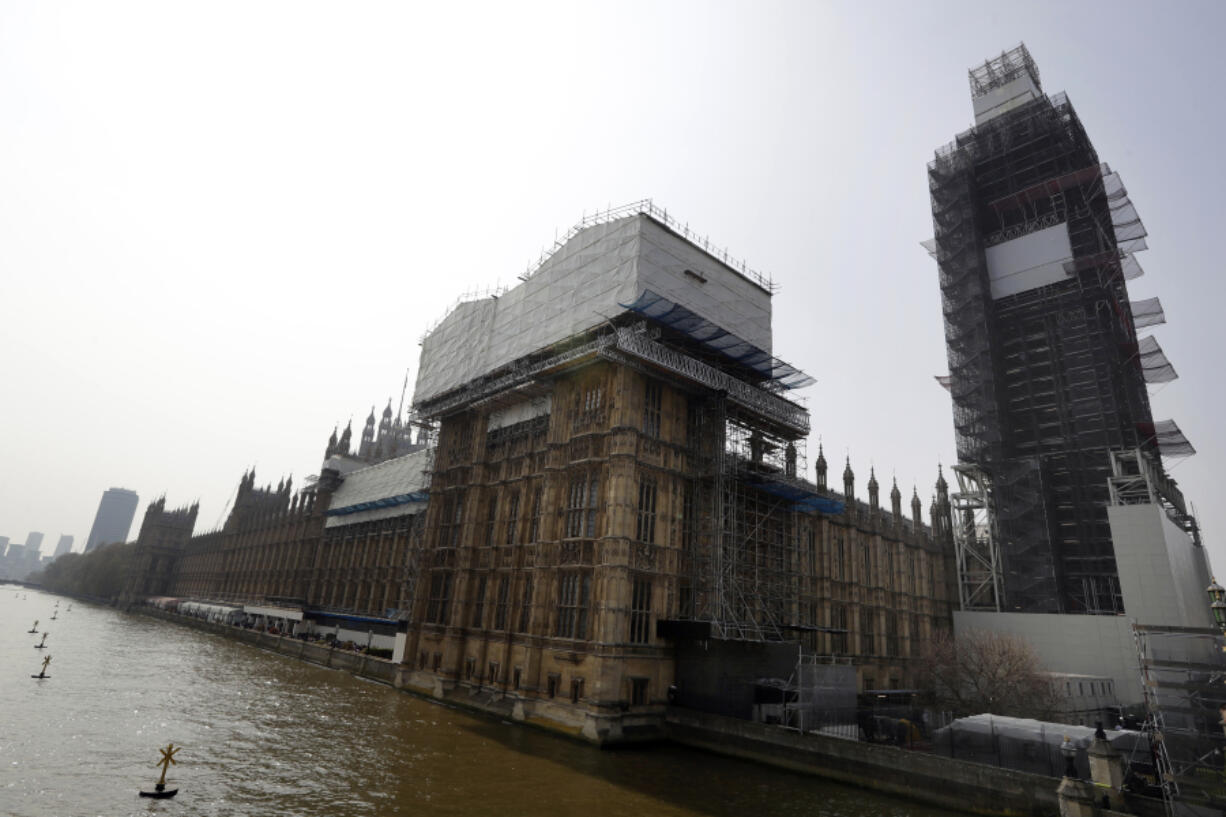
[28,542,135,600]
[917,628,1060,720]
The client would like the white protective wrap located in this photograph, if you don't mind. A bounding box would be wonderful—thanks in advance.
[985,221,1073,299]
[414,214,773,407]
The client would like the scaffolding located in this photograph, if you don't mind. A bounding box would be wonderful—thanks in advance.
[968,44,1040,99]
[1132,623,1226,816]
[929,60,1184,614]
[680,397,812,642]
[950,464,1002,611]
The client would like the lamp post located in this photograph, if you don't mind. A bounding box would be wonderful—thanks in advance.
[1207,578,1226,633]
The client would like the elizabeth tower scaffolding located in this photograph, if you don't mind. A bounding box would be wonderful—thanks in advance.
[928,45,1196,615]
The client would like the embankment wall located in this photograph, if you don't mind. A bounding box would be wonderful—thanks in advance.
[134,606,1115,817]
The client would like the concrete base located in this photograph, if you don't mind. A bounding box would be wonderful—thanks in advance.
[1057,777,1098,817]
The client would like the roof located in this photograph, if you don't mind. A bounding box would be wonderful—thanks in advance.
[620,289,814,389]
[325,449,430,528]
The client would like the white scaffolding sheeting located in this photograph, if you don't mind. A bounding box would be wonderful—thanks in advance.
[414,213,774,408]
[325,449,430,528]
[1130,297,1166,328]
[1103,168,1149,255]
[1137,335,1178,384]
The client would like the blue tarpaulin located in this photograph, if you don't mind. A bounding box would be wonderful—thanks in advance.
[739,473,845,515]
[620,290,816,389]
[325,490,428,517]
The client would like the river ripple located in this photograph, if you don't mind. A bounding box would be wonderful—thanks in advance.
[1,588,967,817]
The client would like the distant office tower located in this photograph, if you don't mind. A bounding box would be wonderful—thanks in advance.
[53,535,74,558]
[24,532,45,556]
[84,488,140,552]
[928,45,1198,615]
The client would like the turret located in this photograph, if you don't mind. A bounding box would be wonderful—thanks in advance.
[325,425,338,460]
[867,467,879,513]
[912,487,923,529]
[359,407,377,459]
[815,443,828,490]
[338,421,352,456]
[890,478,902,520]
[843,456,854,501]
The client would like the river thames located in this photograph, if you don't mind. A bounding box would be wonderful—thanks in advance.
[1,588,968,817]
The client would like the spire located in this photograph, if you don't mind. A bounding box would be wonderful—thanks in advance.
[338,420,352,456]
[867,466,879,512]
[842,455,855,500]
[936,463,948,496]
[911,486,923,528]
[815,442,828,490]
[890,477,902,519]
[360,405,377,459]
[325,425,338,459]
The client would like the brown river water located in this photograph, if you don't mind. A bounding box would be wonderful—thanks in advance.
[1,588,970,817]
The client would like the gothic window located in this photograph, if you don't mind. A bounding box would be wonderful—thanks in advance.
[636,478,657,544]
[438,492,465,548]
[485,494,498,547]
[528,484,543,543]
[504,490,520,546]
[860,607,876,656]
[565,474,599,538]
[831,604,849,655]
[862,541,873,585]
[574,383,605,430]
[471,574,488,628]
[493,575,511,630]
[425,570,453,625]
[681,482,695,552]
[518,575,534,633]
[629,577,652,644]
[643,379,662,438]
[885,612,899,657]
[555,571,592,640]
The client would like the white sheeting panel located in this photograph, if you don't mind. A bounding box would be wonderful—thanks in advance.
[985,222,1073,299]
[488,395,551,431]
[414,214,773,407]
[972,75,1040,125]
[636,217,772,356]
[243,605,304,621]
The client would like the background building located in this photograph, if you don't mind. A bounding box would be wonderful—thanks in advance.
[52,534,74,558]
[84,488,139,553]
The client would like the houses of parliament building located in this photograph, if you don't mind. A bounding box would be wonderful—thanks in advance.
[124,204,957,742]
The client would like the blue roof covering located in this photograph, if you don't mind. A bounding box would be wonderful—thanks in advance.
[325,490,428,517]
[619,290,815,389]
[741,474,845,515]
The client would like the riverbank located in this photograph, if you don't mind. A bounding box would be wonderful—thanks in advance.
[131,604,1093,817]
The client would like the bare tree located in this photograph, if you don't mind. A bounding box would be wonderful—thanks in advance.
[917,628,1060,720]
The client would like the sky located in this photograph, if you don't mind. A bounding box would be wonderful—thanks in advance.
[2,0,1224,575]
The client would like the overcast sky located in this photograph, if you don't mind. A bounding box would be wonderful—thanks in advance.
[3,1,1224,576]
